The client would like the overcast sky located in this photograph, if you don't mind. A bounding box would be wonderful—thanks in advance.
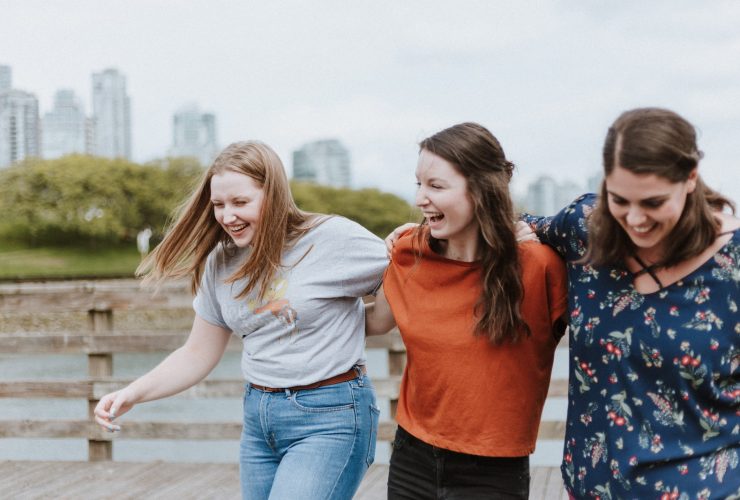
[2,0,739,204]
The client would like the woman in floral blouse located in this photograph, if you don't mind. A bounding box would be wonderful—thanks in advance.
[524,107,739,499]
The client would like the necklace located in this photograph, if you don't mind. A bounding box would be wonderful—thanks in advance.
[632,254,664,290]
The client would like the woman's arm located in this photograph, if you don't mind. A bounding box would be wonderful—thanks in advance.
[520,193,596,261]
[93,314,232,431]
[384,222,538,257]
[365,285,397,336]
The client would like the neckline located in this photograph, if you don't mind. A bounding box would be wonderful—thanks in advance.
[423,237,481,267]
[627,227,739,296]
[631,254,665,290]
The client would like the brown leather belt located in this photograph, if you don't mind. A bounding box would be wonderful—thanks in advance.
[249,365,366,393]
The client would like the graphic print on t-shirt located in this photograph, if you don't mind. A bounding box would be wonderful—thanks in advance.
[248,276,299,341]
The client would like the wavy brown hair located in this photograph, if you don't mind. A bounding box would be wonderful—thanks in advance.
[415,122,529,344]
[587,108,735,268]
[137,141,316,299]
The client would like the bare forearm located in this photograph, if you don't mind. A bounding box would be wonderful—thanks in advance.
[94,315,231,431]
[365,286,396,336]
[125,315,231,404]
[126,344,221,403]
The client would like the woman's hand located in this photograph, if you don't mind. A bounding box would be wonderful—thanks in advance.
[384,223,419,258]
[93,387,138,432]
[515,221,539,243]
[91,316,232,433]
[384,221,538,257]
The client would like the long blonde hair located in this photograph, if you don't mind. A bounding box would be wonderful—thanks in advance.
[138,141,315,299]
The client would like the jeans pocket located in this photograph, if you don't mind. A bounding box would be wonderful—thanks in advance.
[366,405,380,466]
[289,384,355,413]
[391,426,409,451]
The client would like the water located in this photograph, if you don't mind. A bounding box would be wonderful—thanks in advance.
[0,348,567,465]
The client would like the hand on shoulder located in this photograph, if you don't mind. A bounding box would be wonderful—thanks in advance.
[717,211,740,233]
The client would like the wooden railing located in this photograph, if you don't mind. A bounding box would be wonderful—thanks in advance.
[0,279,566,462]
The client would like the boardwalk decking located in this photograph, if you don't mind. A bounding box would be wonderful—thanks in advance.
[0,461,564,499]
[1,280,568,499]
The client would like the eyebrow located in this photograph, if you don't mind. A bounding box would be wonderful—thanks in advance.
[606,191,669,202]
[422,177,448,184]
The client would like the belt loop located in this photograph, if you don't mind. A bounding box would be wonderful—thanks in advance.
[284,388,292,398]
[246,384,252,396]
[354,365,364,386]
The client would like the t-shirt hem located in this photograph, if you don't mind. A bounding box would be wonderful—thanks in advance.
[398,420,535,457]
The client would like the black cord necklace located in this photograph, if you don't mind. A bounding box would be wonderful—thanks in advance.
[632,254,664,290]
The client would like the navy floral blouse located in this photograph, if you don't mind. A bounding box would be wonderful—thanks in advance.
[524,194,739,500]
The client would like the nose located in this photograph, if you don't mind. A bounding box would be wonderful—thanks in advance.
[222,206,237,223]
[415,187,428,207]
[625,205,647,226]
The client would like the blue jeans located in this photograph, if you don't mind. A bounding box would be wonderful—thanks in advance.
[239,371,379,500]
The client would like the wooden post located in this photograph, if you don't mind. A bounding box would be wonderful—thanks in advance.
[88,309,113,461]
[387,350,406,419]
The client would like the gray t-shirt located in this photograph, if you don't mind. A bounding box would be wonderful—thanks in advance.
[193,216,388,387]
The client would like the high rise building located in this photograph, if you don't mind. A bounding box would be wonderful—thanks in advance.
[587,172,603,194]
[168,104,218,166]
[0,89,40,168]
[525,175,583,215]
[0,65,11,93]
[91,68,131,159]
[42,89,87,159]
[292,139,351,188]
[526,176,558,216]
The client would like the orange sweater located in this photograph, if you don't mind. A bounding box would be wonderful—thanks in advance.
[383,231,567,456]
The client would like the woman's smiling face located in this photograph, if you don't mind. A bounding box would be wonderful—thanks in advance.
[606,164,697,260]
[415,149,478,246]
[210,170,265,247]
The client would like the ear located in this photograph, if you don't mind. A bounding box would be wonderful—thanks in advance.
[686,168,698,193]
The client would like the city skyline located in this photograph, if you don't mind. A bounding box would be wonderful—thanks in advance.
[293,139,352,188]
[1,1,739,204]
[169,103,219,167]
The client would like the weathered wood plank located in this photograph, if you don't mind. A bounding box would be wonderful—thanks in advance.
[355,463,389,500]
[365,330,405,351]
[529,465,551,500]
[0,331,242,354]
[0,375,563,401]
[0,418,565,441]
[0,461,563,499]
[0,329,567,355]
[0,460,240,499]
[0,280,193,313]
[0,375,564,401]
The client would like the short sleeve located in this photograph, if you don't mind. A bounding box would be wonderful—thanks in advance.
[544,247,568,328]
[192,247,229,329]
[325,217,389,297]
[521,193,596,263]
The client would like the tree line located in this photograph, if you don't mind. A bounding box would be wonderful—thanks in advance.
[0,155,418,246]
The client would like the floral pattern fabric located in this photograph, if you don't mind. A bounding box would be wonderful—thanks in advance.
[524,194,740,500]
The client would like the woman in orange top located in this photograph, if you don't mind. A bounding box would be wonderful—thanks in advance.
[366,122,568,499]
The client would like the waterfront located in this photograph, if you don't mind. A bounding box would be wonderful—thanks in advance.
[0,348,568,465]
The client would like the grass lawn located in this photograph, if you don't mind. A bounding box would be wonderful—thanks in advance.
[0,243,142,280]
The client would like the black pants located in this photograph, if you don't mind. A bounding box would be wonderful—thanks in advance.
[387,426,530,500]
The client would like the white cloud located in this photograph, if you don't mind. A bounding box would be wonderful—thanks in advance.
[1,0,738,204]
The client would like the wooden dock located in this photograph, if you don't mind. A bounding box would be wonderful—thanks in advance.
[0,461,565,499]
[0,279,567,499]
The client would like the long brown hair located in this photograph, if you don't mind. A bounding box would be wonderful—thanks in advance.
[415,122,529,344]
[587,108,735,268]
[138,141,316,299]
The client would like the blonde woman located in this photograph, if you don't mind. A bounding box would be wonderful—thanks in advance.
[94,141,387,500]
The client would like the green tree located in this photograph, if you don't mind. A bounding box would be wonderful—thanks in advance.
[0,155,202,245]
[290,181,418,238]
[0,155,414,245]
